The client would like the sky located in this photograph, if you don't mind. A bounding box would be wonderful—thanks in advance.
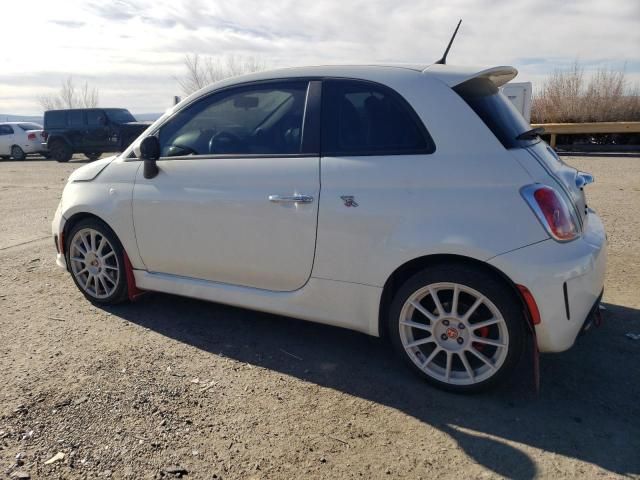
[1,0,639,115]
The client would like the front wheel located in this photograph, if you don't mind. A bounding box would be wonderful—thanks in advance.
[65,219,129,304]
[11,146,26,160]
[388,265,525,392]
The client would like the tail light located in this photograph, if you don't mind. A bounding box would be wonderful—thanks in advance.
[521,184,579,242]
[28,133,37,140]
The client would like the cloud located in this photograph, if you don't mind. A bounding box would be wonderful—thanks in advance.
[50,20,86,28]
[86,0,140,20]
[2,0,639,114]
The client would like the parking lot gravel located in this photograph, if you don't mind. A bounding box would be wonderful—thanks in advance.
[1,155,639,479]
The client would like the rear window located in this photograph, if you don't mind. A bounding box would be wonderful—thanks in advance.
[454,78,538,149]
[18,123,42,131]
[45,111,67,128]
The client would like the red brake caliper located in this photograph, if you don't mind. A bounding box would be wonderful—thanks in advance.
[472,326,490,351]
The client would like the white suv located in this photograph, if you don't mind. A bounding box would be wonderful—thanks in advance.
[52,64,606,392]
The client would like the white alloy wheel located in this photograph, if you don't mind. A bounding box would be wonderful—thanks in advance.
[398,282,510,386]
[69,227,121,300]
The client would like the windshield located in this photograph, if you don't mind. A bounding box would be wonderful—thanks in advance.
[18,122,42,131]
[104,109,136,123]
[454,78,539,149]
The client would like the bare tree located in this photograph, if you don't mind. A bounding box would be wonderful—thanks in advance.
[178,54,266,95]
[38,76,100,111]
[531,61,640,123]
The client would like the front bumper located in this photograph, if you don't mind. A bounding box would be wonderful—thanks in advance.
[52,202,67,269]
[489,210,607,353]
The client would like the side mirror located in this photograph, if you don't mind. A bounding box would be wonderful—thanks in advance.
[140,136,160,179]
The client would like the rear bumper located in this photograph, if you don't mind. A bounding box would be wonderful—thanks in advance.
[489,211,607,352]
[22,141,47,154]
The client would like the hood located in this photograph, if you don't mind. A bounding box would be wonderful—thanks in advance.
[68,155,117,182]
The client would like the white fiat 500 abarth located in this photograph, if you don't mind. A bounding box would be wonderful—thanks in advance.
[52,64,606,392]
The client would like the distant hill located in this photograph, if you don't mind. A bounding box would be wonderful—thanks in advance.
[133,113,162,122]
[0,114,43,123]
[0,112,162,123]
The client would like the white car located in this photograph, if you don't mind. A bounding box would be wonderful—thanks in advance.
[0,122,48,160]
[52,64,606,392]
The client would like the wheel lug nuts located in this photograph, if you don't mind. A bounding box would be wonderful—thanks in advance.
[458,323,465,329]
[441,333,448,341]
[442,319,450,326]
[457,337,464,345]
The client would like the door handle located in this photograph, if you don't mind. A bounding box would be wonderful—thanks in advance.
[268,194,314,204]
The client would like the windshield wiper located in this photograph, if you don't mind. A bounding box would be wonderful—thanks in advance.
[516,127,545,140]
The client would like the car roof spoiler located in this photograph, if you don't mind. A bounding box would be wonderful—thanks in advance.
[422,64,518,88]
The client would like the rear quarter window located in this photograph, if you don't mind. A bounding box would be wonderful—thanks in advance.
[321,79,435,156]
[69,111,85,127]
[454,78,537,149]
[45,111,67,128]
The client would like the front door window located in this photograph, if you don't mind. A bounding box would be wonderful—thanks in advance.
[157,82,308,157]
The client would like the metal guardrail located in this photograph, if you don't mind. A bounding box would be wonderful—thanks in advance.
[531,122,640,148]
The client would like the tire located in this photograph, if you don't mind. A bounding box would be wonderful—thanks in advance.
[50,140,73,162]
[387,264,526,393]
[65,218,129,305]
[85,152,101,161]
[11,145,26,160]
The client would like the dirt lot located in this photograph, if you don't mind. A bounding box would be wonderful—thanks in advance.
[1,155,639,480]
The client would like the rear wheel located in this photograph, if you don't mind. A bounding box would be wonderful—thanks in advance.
[11,146,25,160]
[65,219,129,305]
[388,264,525,392]
[50,140,72,162]
[85,152,101,161]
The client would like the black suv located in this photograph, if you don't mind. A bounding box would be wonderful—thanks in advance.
[43,108,151,162]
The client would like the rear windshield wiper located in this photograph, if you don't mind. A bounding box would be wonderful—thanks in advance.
[516,127,545,140]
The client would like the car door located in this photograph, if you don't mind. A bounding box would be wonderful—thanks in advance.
[312,79,437,284]
[132,80,321,292]
[84,109,110,151]
[67,110,86,150]
[0,125,15,154]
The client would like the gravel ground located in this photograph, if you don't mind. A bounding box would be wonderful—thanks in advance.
[1,155,639,480]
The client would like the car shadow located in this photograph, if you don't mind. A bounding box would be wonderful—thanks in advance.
[102,295,640,478]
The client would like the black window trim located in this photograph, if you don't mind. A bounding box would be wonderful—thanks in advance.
[319,77,436,157]
[128,75,436,161]
[136,78,322,162]
[0,125,15,135]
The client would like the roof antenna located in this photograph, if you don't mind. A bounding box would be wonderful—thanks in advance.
[434,19,462,65]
